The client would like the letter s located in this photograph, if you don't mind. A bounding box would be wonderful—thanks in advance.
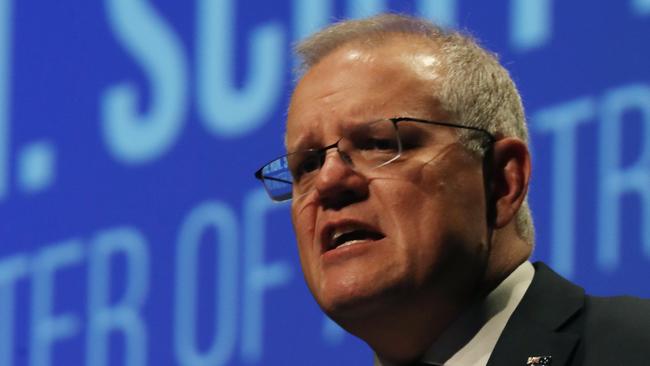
[102,0,188,164]
[196,0,284,138]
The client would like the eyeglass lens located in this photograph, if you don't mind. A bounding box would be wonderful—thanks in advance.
[258,118,473,202]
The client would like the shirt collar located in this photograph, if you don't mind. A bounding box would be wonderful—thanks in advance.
[375,261,534,366]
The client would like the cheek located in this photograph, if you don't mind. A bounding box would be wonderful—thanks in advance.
[291,201,319,275]
[291,200,317,242]
[374,163,487,262]
[372,181,445,268]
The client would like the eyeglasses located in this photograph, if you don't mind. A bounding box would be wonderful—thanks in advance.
[254,117,495,202]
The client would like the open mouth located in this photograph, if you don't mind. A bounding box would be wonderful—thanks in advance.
[324,226,385,252]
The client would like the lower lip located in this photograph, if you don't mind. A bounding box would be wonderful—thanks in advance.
[321,238,383,263]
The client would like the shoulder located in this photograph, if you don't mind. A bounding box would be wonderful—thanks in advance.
[586,294,650,319]
[574,292,650,363]
[582,294,650,339]
[571,295,650,363]
[529,263,650,362]
[489,262,650,365]
[531,263,650,341]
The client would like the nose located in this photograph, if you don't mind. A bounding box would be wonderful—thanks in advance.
[313,150,368,210]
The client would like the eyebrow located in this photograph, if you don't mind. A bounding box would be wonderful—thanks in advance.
[286,131,316,152]
[288,116,393,149]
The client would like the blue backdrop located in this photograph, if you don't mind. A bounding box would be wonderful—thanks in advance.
[0,1,649,365]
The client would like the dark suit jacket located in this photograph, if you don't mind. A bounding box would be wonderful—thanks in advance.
[487,262,650,366]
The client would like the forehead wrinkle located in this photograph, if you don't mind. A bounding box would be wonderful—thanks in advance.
[286,37,447,150]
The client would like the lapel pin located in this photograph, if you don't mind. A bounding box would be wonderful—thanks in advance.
[526,355,552,365]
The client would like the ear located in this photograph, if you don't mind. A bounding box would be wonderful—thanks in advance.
[489,138,531,229]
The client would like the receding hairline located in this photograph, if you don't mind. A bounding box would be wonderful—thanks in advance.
[294,14,451,76]
[294,33,447,89]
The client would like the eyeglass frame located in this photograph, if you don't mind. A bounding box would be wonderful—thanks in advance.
[254,117,497,201]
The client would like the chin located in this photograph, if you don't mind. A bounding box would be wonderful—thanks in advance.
[315,275,410,321]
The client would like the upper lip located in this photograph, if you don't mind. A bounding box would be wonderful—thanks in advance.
[319,219,385,253]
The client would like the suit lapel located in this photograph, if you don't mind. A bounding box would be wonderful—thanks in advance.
[487,262,584,366]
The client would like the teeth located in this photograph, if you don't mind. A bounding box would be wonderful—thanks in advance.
[332,229,354,241]
[336,240,364,249]
[333,224,367,235]
[327,226,384,250]
[330,227,359,249]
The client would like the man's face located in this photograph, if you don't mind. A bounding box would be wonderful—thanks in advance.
[286,38,492,320]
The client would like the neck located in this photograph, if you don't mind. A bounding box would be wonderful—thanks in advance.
[484,227,532,293]
[341,291,462,364]
[342,230,531,365]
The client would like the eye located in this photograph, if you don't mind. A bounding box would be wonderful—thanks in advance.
[358,137,399,151]
[289,151,323,180]
[372,138,395,150]
[395,128,426,150]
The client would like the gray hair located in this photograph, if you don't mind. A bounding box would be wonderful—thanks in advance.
[293,13,534,244]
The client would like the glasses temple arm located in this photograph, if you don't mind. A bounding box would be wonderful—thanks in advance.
[258,175,293,185]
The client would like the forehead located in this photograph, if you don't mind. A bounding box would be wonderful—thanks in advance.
[286,37,445,149]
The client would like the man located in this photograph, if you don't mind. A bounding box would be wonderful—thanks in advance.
[254,14,650,366]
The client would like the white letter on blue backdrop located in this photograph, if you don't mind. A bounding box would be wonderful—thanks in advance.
[293,0,332,42]
[196,0,284,137]
[632,0,650,15]
[102,0,188,164]
[417,0,457,28]
[346,0,387,18]
[598,84,650,271]
[241,189,293,362]
[87,227,149,366]
[510,0,552,51]
[30,240,84,366]
[175,201,238,366]
[534,98,596,277]
[0,255,28,366]
[0,0,14,200]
